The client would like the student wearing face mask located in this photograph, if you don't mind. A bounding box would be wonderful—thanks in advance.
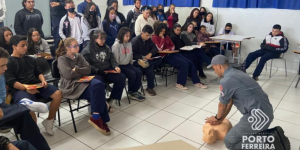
[59,0,83,52]
[150,6,158,21]
[107,0,127,28]
[156,4,166,22]
[165,4,178,29]
[103,7,119,48]
[77,0,101,17]
[199,7,207,22]
[218,23,238,57]
[126,0,142,37]
[135,5,154,36]
[201,12,215,36]
[81,2,103,48]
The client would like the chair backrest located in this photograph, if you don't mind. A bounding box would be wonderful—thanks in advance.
[51,59,60,78]
[36,57,51,76]
[50,45,56,58]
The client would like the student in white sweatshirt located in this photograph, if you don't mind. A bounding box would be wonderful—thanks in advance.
[134,5,154,36]
[0,0,6,27]
[112,27,145,101]
[201,12,215,36]
[81,2,103,47]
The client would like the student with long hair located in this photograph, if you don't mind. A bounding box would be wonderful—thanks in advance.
[107,0,127,27]
[56,37,111,135]
[26,28,51,57]
[135,5,154,36]
[150,5,158,21]
[103,6,119,48]
[81,2,103,47]
[165,4,178,29]
[199,7,207,21]
[112,27,145,101]
[152,23,207,90]
[81,30,126,105]
[182,8,202,31]
[170,24,207,78]
[0,27,13,54]
[201,12,215,36]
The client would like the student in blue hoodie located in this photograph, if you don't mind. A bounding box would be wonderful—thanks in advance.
[103,7,119,48]
[77,0,101,17]
[157,4,166,22]
[112,27,145,101]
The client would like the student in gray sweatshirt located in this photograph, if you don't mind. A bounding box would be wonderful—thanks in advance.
[112,27,145,101]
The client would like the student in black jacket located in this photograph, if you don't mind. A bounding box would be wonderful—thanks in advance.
[4,35,63,136]
[131,25,162,96]
[81,30,126,104]
[107,0,127,28]
[50,0,67,49]
[14,0,44,38]
[126,0,142,37]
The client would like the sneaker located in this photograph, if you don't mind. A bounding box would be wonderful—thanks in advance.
[0,127,11,133]
[253,76,258,81]
[138,59,150,68]
[88,117,111,135]
[176,84,188,90]
[129,92,145,101]
[42,119,54,136]
[195,83,208,89]
[146,88,156,96]
[19,98,49,113]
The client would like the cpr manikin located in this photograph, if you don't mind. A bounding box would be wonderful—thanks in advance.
[202,119,233,144]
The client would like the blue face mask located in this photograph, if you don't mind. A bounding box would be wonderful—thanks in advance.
[67,8,75,13]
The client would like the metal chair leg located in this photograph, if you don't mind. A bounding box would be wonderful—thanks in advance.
[13,128,19,140]
[68,99,77,133]
[269,60,273,78]
[125,86,130,104]
[57,108,61,126]
[296,76,300,88]
[77,99,80,112]
[284,59,287,77]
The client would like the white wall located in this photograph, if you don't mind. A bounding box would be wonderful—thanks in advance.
[75,0,300,71]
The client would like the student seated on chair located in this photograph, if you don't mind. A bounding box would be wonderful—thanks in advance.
[217,23,239,57]
[81,30,126,105]
[197,25,223,57]
[26,28,52,59]
[242,24,289,81]
[0,47,50,150]
[56,37,111,135]
[180,23,213,76]
[112,27,145,101]
[81,2,103,48]
[152,23,207,90]
[4,35,63,136]
[59,0,83,52]
[201,12,215,37]
[131,25,162,96]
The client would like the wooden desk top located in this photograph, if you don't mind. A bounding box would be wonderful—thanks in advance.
[293,50,300,54]
[158,50,179,54]
[210,35,255,42]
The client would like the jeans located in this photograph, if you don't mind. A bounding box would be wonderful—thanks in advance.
[165,53,200,85]
[95,73,126,100]
[79,79,110,122]
[245,49,280,77]
[12,140,37,150]
[119,64,142,93]
[192,48,212,65]
[133,58,162,89]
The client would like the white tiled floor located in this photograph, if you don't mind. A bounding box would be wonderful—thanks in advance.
[3,67,300,150]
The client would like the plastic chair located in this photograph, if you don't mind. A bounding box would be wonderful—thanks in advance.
[269,53,287,78]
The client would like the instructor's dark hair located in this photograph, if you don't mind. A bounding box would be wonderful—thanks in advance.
[142,25,154,34]
[225,23,232,28]
[10,35,27,47]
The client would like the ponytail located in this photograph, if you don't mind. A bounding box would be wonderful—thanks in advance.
[55,38,77,59]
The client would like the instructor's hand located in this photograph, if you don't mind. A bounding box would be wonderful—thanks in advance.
[205,116,221,125]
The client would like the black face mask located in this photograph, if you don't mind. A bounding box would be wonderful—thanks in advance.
[89,11,95,15]
[158,9,164,13]
[225,29,231,33]
[200,12,205,15]
[67,8,75,13]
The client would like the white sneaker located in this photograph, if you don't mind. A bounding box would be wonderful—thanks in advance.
[176,84,188,90]
[195,83,208,89]
[19,98,49,113]
[42,119,54,136]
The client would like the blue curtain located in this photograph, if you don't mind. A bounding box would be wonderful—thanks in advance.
[213,0,300,9]
[168,0,200,7]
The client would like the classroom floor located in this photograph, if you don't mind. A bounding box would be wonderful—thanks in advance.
[2,65,300,150]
